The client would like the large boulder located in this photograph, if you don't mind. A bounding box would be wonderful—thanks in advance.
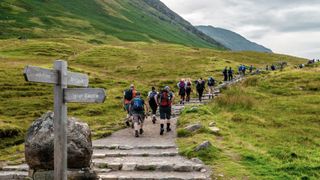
[25,112,92,170]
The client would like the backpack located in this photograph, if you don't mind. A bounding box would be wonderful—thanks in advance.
[208,78,215,86]
[197,81,205,90]
[124,89,133,101]
[179,81,185,89]
[132,98,144,111]
[149,91,157,104]
[160,91,172,107]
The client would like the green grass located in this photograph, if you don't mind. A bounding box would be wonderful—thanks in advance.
[177,66,320,179]
[0,0,223,48]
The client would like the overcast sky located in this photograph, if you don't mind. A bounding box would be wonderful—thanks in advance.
[161,0,320,59]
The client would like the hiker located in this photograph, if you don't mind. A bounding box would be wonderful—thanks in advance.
[238,65,243,76]
[185,78,192,102]
[249,65,253,73]
[196,78,205,102]
[223,67,228,81]
[207,77,216,99]
[271,64,276,71]
[157,86,174,135]
[242,65,247,76]
[266,65,269,71]
[147,87,158,124]
[123,84,137,127]
[177,79,186,104]
[130,92,148,137]
[228,67,233,81]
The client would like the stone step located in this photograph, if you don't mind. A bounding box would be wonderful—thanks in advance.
[93,144,177,150]
[93,156,205,172]
[93,148,179,158]
[0,171,28,180]
[1,164,29,172]
[98,171,209,180]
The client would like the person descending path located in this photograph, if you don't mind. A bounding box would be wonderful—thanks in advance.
[207,76,216,99]
[157,86,174,135]
[147,87,158,124]
[185,78,192,102]
[130,92,148,137]
[177,79,186,104]
[228,67,233,81]
[223,67,228,81]
[196,78,205,102]
[123,84,137,127]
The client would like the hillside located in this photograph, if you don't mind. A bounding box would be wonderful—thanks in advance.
[197,25,272,52]
[0,0,225,49]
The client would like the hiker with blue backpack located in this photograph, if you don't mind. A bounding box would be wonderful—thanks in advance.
[147,87,159,124]
[123,84,137,127]
[177,79,187,104]
[207,77,216,99]
[130,92,149,137]
[157,86,174,135]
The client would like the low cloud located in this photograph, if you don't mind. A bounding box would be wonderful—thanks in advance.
[161,0,320,59]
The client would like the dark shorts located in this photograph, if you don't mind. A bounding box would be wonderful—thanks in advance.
[179,88,186,96]
[149,102,158,115]
[160,106,171,120]
[132,114,145,124]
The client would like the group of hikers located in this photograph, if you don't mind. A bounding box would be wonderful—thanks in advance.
[122,77,219,137]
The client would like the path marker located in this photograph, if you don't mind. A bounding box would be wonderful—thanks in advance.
[24,60,106,180]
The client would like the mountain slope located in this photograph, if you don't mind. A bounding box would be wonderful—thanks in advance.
[0,0,225,49]
[197,25,272,52]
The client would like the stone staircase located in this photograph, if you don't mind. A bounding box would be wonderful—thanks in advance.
[0,77,244,180]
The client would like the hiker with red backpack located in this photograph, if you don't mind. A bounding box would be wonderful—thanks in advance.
[185,78,192,102]
[196,78,205,102]
[157,86,175,135]
[130,92,149,137]
[123,84,137,127]
[147,87,159,124]
[177,79,186,104]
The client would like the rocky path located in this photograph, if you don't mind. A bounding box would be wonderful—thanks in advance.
[0,77,243,180]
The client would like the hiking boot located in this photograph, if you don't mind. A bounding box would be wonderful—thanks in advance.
[140,129,144,135]
[152,116,156,124]
[160,128,164,135]
[135,130,139,137]
[167,123,171,132]
[125,121,130,127]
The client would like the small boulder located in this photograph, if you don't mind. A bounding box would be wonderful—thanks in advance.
[209,127,220,134]
[209,121,216,127]
[25,112,93,170]
[191,158,204,164]
[184,123,202,132]
[195,141,212,151]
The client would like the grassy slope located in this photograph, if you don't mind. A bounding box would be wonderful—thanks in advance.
[177,65,320,179]
[0,0,222,48]
[0,37,305,165]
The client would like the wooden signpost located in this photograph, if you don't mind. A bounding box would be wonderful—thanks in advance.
[24,60,106,180]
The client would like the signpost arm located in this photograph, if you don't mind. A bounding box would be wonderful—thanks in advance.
[54,60,68,180]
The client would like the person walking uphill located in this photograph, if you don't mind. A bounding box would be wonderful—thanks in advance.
[157,86,174,135]
[228,67,233,81]
[185,78,192,102]
[123,84,137,127]
[207,77,215,99]
[130,92,148,137]
[177,79,186,104]
[196,78,205,102]
[223,67,228,81]
[147,87,158,124]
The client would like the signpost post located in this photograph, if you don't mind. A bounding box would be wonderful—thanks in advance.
[24,60,106,180]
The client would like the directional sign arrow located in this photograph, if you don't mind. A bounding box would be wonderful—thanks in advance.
[24,66,89,87]
[64,88,106,103]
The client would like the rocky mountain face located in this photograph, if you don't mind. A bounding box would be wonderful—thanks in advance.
[197,25,272,52]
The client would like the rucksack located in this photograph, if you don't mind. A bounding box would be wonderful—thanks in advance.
[179,81,185,89]
[132,98,144,111]
[149,91,157,104]
[197,81,205,90]
[124,89,133,100]
[160,91,172,107]
[208,78,215,86]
